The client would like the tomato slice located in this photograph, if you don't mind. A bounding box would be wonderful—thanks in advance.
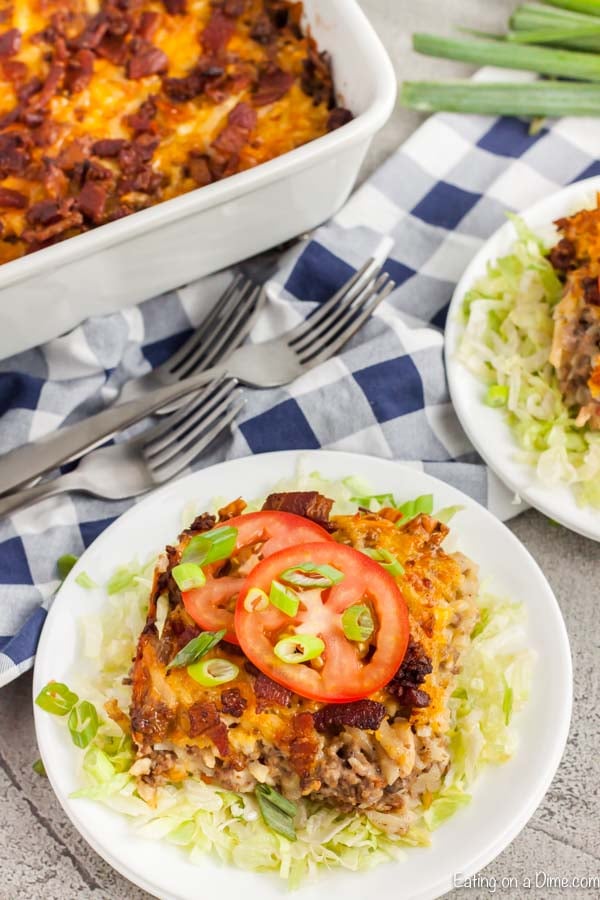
[235,541,409,702]
[182,512,332,643]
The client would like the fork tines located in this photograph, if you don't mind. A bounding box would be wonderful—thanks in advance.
[289,260,395,366]
[143,376,244,483]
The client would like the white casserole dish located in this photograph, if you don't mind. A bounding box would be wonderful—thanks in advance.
[0,0,396,360]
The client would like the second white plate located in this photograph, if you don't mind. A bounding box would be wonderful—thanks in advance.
[445,175,600,542]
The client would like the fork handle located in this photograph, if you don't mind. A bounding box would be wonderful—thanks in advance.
[0,366,223,496]
[0,472,84,519]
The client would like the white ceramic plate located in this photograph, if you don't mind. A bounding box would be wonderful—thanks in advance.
[445,175,600,542]
[33,450,572,900]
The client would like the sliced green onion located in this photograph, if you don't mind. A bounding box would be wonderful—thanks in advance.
[35,681,79,716]
[107,566,137,595]
[503,678,514,726]
[75,571,97,590]
[274,634,324,664]
[168,629,226,669]
[255,784,297,841]
[364,547,405,578]
[350,492,396,508]
[182,526,238,566]
[68,700,99,749]
[401,79,600,117]
[32,759,46,777]
[269,580,300,617]
[341,604,374,642]
[171,562,206,592]
[56,554,78,580]
[485,384,509,408]
[507,23,600,44]
[187,657,239,687]
[279,562,344,589]
[435,505,465,524]
[412,32,600,81]
[395,494,434,525]
[243,587,269,612]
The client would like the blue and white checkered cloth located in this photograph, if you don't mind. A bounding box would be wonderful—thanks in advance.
[2,100,598,687]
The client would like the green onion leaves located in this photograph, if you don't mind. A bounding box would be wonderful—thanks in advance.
[269,580,300,617]
[32,759,46,777]
[187,657,239,687]
[363,547,405,578]
[341,605,374,642]
[485,384,509,408]
[68,700,99,749]
[168,629,226,669]
[35,681,79,716]
[396,494,434,524]
[182,526,238,567]
[279,562,344,589]
[274,634,325,664]
[56,554,78,580]
[75,571,97,590]
[172,563,206,592]
[255,784,297,841]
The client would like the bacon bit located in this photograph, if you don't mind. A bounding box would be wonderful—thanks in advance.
[202,8,235,56]
[206,721,229,756]
[386,638,432,713]
[130,698,175,742]
[17,77,42,103]
[92,138,127,158]
[301,44,333,106]
[327,107,353,131]
[250,14,274,45]
[74,13,109,50]
[183,512,217,535]
[253,65,294,106]
[56,138,91,172]
[188,700,220,737]
[96,32,128,65]
[253,672,292,711]
[77,181,107,223]
[163,63,224,102]
[262,491,333,530]
[125,95,157,134]
[2,59,28,85]
[138,10,161,40]
[23,209,84,244]
[118,135,158,173]
[39,158,69,196]
[0,28,21,58]
[32,119,62,148]
[0,133,29,177]
[26,199,61,226]
[288,711,319,778]
[220,687,247,717]
[32,61,65,108]
[187,153,213,187]
[65,49,94,94]
[163,0,186,13]
[212,101,257,155]
[313,700,387,733]
[548,237,576,274]
[223,0,246,15]
[0,187,27,209]
[127,41,169,79]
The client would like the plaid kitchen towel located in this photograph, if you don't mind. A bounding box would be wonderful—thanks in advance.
[1,101,598,687]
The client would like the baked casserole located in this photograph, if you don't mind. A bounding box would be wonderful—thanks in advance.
[0,0,352,263]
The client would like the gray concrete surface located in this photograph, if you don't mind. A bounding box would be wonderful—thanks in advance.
[1,1,598,898]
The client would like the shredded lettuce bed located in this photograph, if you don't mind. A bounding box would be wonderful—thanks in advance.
[458,214,600,509]
[68,469,533,886]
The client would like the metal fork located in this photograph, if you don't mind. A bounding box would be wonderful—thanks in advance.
[0,258,395,494]
[0,378,243,518]
[118,274,263,410]
[118,274,263,412]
